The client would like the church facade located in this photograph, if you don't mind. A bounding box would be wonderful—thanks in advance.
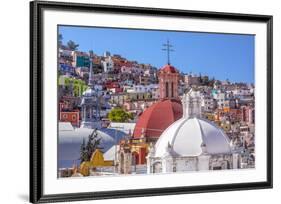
[146,89,242,174]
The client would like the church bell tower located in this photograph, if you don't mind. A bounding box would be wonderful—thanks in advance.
[159,40,179,99]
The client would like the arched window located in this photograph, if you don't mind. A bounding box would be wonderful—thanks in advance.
[213,166,222,170]
[120,153,125,174]
[132,152,139,165]
[72,115,76,120]
[153,162,162,173]
[171,82,174,98]
[165,82,169,98]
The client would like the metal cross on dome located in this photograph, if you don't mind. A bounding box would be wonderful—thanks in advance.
[162,39,174,65]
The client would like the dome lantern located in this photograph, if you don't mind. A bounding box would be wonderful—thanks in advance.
[181,89,202,119]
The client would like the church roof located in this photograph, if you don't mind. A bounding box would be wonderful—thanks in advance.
[160,64,178,73]
[132,99,182,139]
[59,122,74,131]
[109,122,136,135]
[103,145,118,161]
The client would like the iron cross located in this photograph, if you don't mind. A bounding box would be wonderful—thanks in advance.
[162,39,174,65]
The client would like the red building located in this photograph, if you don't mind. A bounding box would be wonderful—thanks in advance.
[59,102,80,126]
[105,82,120,89]
[60,111,80,127]
[241,106,255,124]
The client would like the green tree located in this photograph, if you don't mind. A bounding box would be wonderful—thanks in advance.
[59,76,87,97]
[108,108,133,122]
[79,129,103,163]
[67,40,79,51]
[63,77,72,86]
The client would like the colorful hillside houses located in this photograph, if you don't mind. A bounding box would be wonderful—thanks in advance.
[57,38,255,177]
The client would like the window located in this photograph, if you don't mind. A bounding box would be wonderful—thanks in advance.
[72,115,76,120]
[165,82,169,97]
[213,166,222,170]
[153,162,162,173]
[171,82,174,97]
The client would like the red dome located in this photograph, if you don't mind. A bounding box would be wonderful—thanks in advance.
[133,99,182,139]
[160,64,178,73]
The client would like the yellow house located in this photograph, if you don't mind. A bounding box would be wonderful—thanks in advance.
[221,122,231,132]
[204,113,216,121]
[79,149,114,176]
[79,161,91,176]
[90,149,113,167]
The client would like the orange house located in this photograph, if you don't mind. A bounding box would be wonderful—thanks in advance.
[60,111,80,126]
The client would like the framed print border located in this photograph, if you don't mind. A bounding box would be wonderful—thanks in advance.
[30,1,273,203]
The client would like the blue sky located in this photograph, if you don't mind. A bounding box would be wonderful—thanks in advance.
[59,26,255,83]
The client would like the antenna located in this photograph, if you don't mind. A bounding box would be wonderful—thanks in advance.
[88,51,93,87]
[162,39,174,65]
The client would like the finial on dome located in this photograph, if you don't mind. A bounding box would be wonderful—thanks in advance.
[182,89,202,119]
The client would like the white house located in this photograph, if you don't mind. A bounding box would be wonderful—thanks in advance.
[101,56,114,72]
[212,90,226,108]
[201,94,217,112]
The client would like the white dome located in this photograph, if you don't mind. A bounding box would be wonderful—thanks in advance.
[154,117,232,157]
